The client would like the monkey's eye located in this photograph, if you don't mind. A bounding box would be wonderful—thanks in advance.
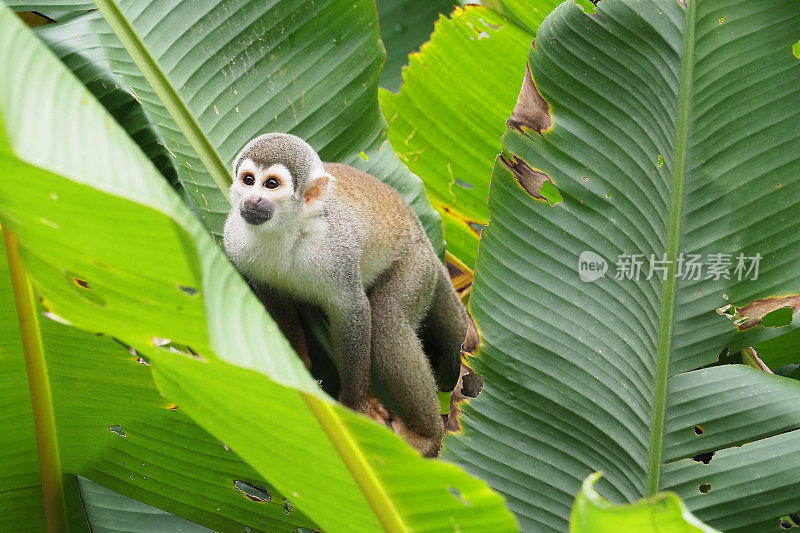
[264,177,280,189]
[242,174,255,186]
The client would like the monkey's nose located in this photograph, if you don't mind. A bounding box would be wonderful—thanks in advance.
[239,198,274,225]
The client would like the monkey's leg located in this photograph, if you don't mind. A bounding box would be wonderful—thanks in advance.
[368,262,444,457]
[420,263,469,392]
[329,293,373,412]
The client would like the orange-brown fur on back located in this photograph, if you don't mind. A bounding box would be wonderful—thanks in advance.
[325,163,427,287]
[325,163,422,246]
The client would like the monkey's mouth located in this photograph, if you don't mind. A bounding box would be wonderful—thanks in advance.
[239,199,274,226]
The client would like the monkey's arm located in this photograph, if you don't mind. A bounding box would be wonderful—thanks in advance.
[328,292,372,412]
[251,283,311,370]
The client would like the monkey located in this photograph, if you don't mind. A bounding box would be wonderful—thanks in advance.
[223,133,468,456]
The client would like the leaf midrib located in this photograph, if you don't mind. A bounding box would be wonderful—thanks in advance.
[647,0,697,496]
[2,227,68,531]
[92,0,231,202]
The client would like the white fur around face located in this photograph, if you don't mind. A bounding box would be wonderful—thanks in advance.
[223,210,333,305]
[230,159,295,207]
[224,159,336,305]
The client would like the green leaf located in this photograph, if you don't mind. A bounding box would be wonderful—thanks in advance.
[30,12,183,188]
[48,0,443,255]
[444,0,800,531]
[481,0,572,35]
[376,0,455,92]
[0,5,515,531]
[380,6,532,267]
[45,318,316,531]
[570,472,719,533]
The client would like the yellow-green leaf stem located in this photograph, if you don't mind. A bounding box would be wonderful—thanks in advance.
[2,227,67,532]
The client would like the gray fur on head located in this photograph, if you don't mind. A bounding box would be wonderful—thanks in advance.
[232,133,322,191]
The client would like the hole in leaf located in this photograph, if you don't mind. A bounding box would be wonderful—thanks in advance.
[136,356,150,366]
[234,480,271,502]
[693,424,704,435]
[573,0,598,14]
[455,179,474,190]
[461,372,485,398]
[540,181,562,206]
[43,311,72,326]
[178,285,199,296]
[698,483,711,494]
[718,304,735,316]
[761,306,794,328]
[780,513,800,529]
[657,154,664,167]
[109,425,126,437]
[718,16,726,24]
[794,40,800,60]
[716,346,731,363]
[501,156,554,198]
[65,272,107,307]
[467,221,485,234]
[448,486,472,506]
[691,451,715,464]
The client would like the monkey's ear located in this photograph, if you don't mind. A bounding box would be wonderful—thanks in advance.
[303,171,334,206]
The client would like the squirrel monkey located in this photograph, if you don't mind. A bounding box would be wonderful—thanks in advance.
[223,133,468,456]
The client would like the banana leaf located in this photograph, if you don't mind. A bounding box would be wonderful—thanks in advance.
[444,1,800,531]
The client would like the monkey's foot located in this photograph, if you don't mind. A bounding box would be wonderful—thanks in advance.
[344,396,391,425]
[366,396,391,425]
[391,418,442,458]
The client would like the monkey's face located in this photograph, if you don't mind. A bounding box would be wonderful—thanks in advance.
[229,133,334,235]
[230,158,298,230]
